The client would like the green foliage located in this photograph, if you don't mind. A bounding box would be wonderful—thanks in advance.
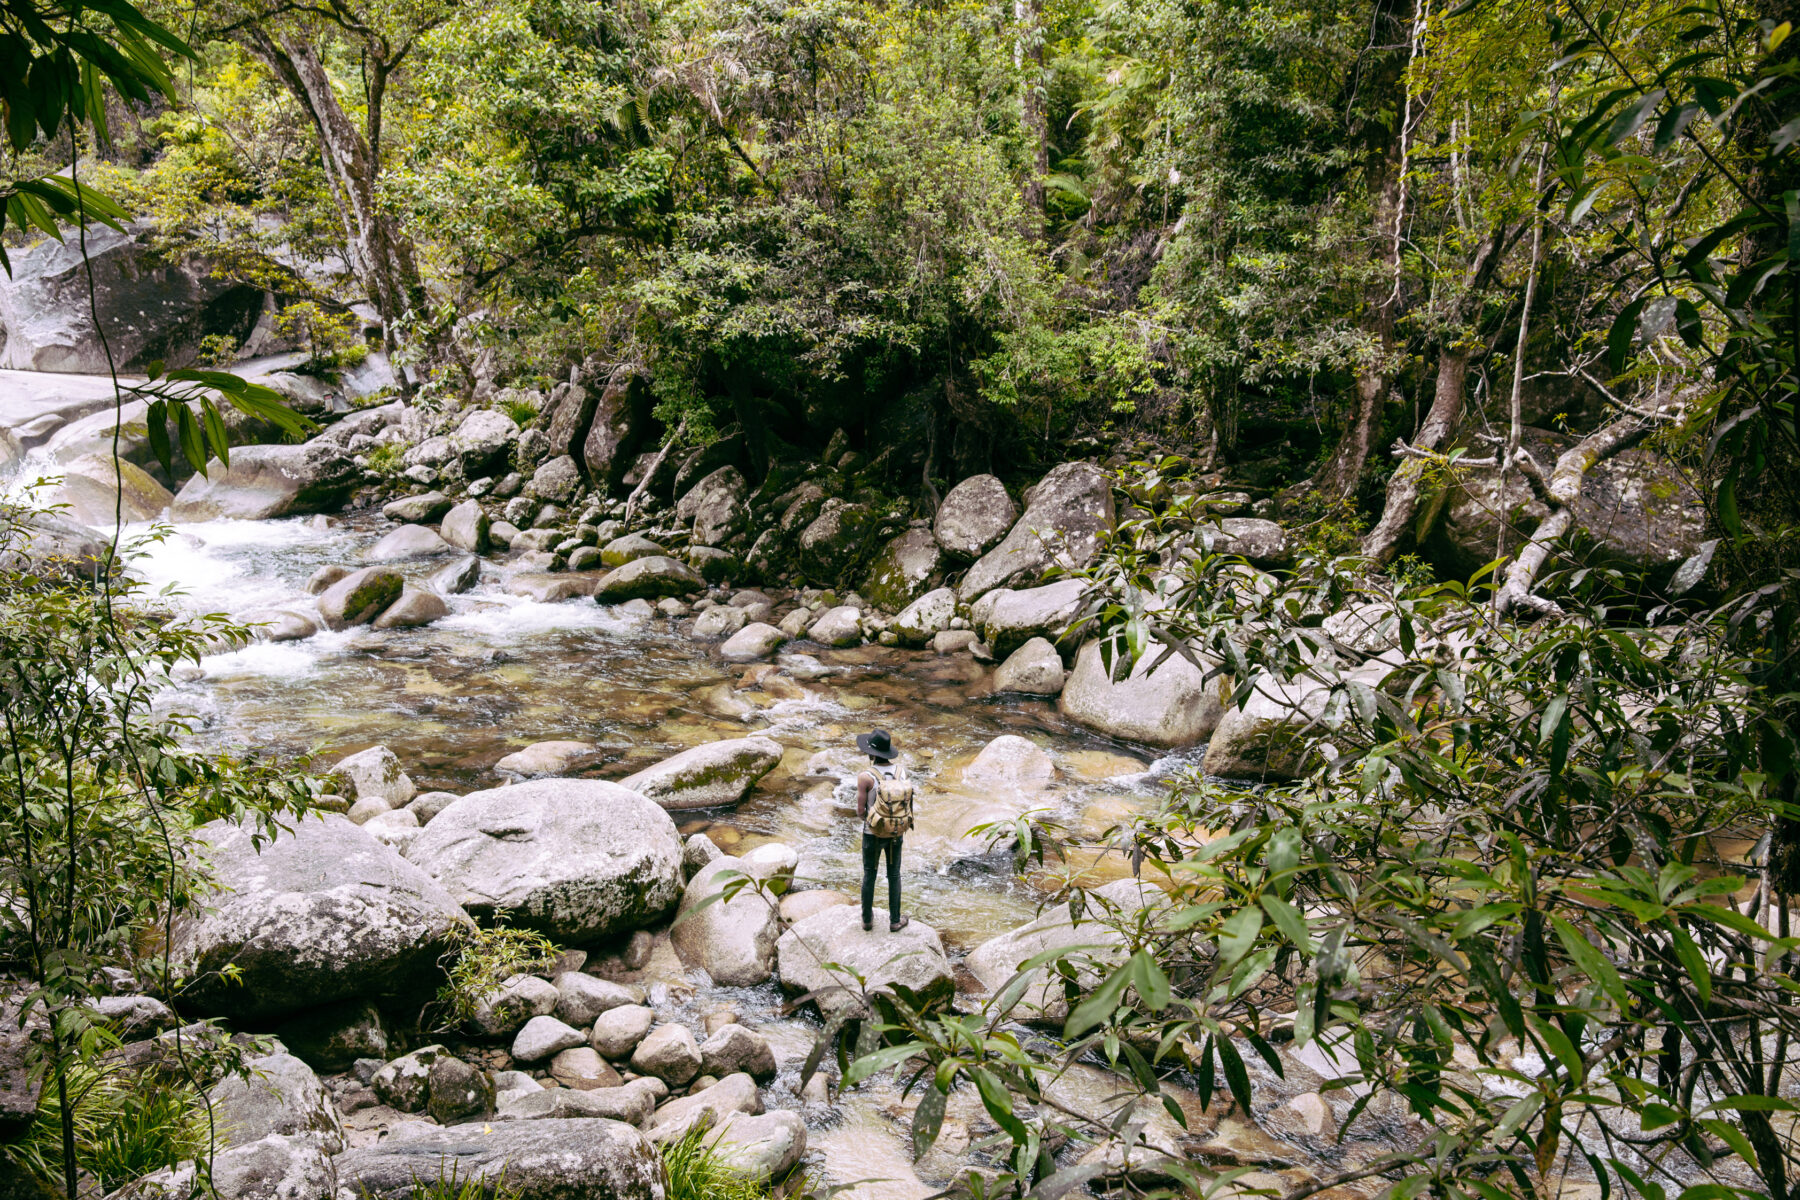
[499,395,540,428]
[275,301,368,373]
[195,332,240,368]
[659,1122,785,1200]
[432,920,563,1030]
[9,1064,207,1192]
[362,442,405,477]
[395,1164,524,1200]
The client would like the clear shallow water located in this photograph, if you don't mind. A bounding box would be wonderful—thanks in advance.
[136,513,1199,1189]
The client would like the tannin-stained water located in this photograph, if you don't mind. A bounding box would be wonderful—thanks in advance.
[135,513,1199,1190]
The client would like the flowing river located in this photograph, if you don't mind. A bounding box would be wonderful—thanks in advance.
[130,511,1202,1193]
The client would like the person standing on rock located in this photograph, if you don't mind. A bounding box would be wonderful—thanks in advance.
[856,729,914,932]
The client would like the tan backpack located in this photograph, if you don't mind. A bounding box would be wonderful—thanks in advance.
[864,765,915,837]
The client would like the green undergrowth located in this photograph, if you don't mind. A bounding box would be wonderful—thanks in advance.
[8,1065,208,1193]
[661,1124,793,1200]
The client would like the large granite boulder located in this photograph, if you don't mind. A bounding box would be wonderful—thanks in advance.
[960,461,1113,598]
[365,524,452,562]
[0,507,109,581]
[271,1000,388,1073]
[1422,426,1706,581]
[316,567,403,630]
[860,527,942,611]
[593,555,701,602]
[675,466,748,546]
[892,587,956,646]
[544,381,598,461]
[170,442,357,521]
[170,814,472,1021]
[933,474,1016,560]
[775,905,953,1019]
[329,1119,664,1200]
[526,455,581,503]
[1199,518,1289,566]
[974,579,1088,657]
[1059,640,1222,749]
[619,736,783,810]
[670,857,781,986]
[798,499,873,580]
[114,1133,332,1200]
[582,371,650,492]
[209,1052,344,1152]
[702,1112,807,1183]
[405,779,683,942]
[450,409,518,478]
[0,223,264,374]
[992,637,1066,695]
[37,452,171,525]
[1203,678,1336,781]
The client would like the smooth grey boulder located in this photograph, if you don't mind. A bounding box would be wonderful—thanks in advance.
[545,381,598,461]
[676,466,748,546]
[959,734,1055,807]
[35,452,170,525]
[492,741,602,777]
[469,974,559,1037]
[527,454,582,503]
[552,973,637,1028]
[383,491,452,523]
[1199,517,1289,566]
[440,500,490,554]
[404,779,682,942]
[693,604,750,638]
[371,1046,446,1112]
[511,1015,586,1063]
[0,222,258,374]
[860,527,942,611]
[209,1052,344,1152]
[892,587,956,646]
[798,499,874,579]
[306,564,349,595]
[704,1111,806,1183]
[671,857,780,986]
[1203,678,1337,781]
[993,637,1066,696]
[975,579,1088,657]
[934,474,1017,560]
[548,1046,621,1090]
[328,1118,664,1200]
[1323,602,1400,657]
[114,1133,332,1200]
[426,1055,494,1125]
[326,745,416,807]
[620,736,783,811]
[599,533,664,568]
[961,461,1113,598]
[371,586,448,630]
[171,815,471,1021]
[775,905,953,1019]
[645,1072,759,1139]
[582,371,650,492]
[0,507,109,581]
[699,1024,777,1083]
[365,524,452,562]
[629,1024,701,1086]
[494,1083,652,1125]
[593,555,701,602]
[806,606,862,648]
[720,622,786,662]
[316,567,403,630]
[1058,639,1222,749]
[272,1000,388,1073]
[431,554,482,594]
[450,408,518,478]
[171,443,358,521]
[1423,425,1706,580]
[682,832,724,879]
[590,1004,654,1059]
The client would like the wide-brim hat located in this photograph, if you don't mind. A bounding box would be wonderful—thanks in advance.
[856,729,898,761]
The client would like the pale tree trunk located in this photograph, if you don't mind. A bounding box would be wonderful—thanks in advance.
[243,29,421,342]
[1361,229,1506,563]
[1014,0,1047,226]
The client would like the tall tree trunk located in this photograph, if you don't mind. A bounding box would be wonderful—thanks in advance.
[243,29,421,342]
[1361,344,1469,563]
[1014,0,1046,227]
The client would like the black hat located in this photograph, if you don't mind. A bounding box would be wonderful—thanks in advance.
[856,729,897,761]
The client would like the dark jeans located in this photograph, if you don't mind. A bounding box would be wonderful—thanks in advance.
[861,833,903,927]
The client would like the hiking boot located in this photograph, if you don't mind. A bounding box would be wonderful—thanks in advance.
[862,918,873,932]
[889,915,911,932]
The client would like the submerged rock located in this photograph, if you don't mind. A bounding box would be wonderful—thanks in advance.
[620,736,783,810]
[493,740,603,777]
[405,778,683,942]
[316,567,403,630]
[720,622,786,662]
[170,814,472,1021]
